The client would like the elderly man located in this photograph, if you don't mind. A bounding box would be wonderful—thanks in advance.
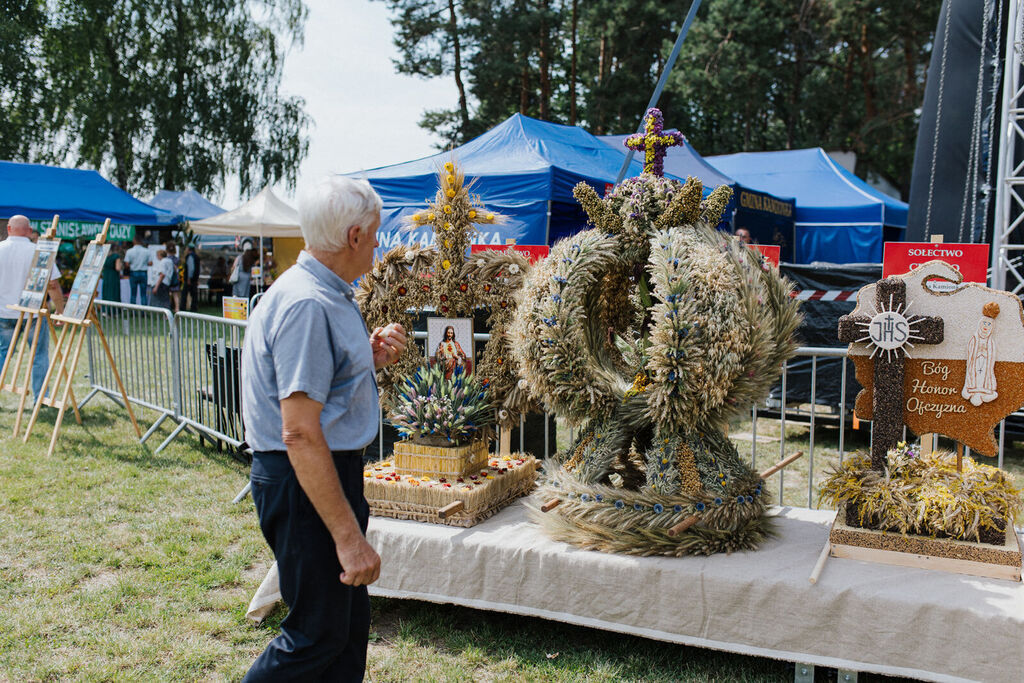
[734,227,752,245]
[0,215,65,399]
[241,177,407,681]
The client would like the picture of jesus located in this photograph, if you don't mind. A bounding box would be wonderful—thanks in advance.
[427,317,473,379]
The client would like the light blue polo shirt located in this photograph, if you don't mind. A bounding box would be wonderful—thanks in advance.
[242,251,379,452]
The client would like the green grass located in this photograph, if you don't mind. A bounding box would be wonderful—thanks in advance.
[0,360,799,681]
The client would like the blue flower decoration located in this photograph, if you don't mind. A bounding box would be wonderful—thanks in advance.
[714,497,723,506]
[737,495,745,503]
[595,494,604,502]
[745,495,754,503]
[753,488,761,496]
[551,294,562,303]
[673,505,683,513]
[581,493,590,502]
[653,503,664,514]
[615,500,625,509]
[695,502,706,511]
[633,503,644,511]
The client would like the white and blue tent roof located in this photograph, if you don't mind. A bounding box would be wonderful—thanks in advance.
[708,148,908,264]
[148,189,224,221]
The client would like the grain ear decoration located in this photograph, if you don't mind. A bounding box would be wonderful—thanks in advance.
[819,444,1023,544]
[511,165,800,556]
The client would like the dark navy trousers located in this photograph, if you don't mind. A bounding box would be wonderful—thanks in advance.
[243,450,370,682]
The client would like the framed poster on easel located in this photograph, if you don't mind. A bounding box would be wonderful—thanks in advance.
[1,215,83,437]
[21,218,141,456]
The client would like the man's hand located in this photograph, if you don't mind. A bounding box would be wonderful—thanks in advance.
[336,535,381,586]
[371,323,407,370]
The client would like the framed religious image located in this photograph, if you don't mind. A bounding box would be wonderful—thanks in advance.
[427,317,474,379]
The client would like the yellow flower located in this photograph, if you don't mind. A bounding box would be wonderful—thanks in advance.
[412,213,421,222]
[444,239,451,248]
[446,189,455,198]
[382,462,391,467]
[445,222,453,230]
[486,475,494,479]
[486,213,494,220]
[427,213,435,221]
[444,205,452,214]
[363,471,372,478]
[446,174,455,184]
[468,210,476,219]
[442,259,451,270]
[444,162,454,172]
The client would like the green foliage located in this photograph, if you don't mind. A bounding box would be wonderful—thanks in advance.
[377,0,939,195]
[0,0,310,196]
[390,363,493,445]
[0,0,47,160]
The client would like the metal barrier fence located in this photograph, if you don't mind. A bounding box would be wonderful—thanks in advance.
[78,309,1018,510]
[83,300,181,445]
[174,311,248,452]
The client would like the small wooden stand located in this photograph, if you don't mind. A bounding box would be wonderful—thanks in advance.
[21,219,141,456]
[0,217,80,437]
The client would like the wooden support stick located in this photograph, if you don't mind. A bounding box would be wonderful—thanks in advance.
[667,515,700,537]
[23,318,70,441]
[498,425,512,457]
[540,498,561,512]
[12,313,43,437]
[438,500,464,519]
[956,443,964,474]
[47,322,88,457]
[809,540,832,584]
[759,451,804,479]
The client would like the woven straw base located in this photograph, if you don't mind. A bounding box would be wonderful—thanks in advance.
[393,438,490,478]
[366,453,538,527]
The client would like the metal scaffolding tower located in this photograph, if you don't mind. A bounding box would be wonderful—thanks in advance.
[993,0,1024,292]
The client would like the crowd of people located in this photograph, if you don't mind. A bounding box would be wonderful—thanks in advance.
[102,237,268,312]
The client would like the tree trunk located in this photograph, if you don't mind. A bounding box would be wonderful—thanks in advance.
[520,65,529,114]
[163,0,188,190]
[538,0,550,119]
[569,0,578,126]
[101,33,131,190]
[447,0,469,139]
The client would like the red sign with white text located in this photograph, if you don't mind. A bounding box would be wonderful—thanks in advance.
[471,244,550,264]
[750,244,781,267]
[882,242,989,283]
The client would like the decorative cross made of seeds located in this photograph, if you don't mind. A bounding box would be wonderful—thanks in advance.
[625,108,686,176]
[837,277,944,470]
[356,159,533,428]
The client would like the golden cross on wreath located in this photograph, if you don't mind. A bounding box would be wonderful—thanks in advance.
[357,159,533,428]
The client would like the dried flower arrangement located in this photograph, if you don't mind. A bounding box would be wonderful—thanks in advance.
[510,109,802,555]
[390,364,492,447]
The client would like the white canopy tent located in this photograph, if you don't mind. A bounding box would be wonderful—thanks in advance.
[189,187,303,294]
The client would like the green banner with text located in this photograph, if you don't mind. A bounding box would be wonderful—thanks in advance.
[29,219,135,241]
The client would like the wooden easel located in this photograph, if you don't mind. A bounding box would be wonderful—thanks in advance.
[22,219,140,456]
[0,216,81,437]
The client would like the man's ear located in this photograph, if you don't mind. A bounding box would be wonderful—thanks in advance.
[347,224,363,250]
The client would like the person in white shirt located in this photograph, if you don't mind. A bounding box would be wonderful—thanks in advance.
[0,215,65,398]
[148,249,174,310]
[123,236,152,305]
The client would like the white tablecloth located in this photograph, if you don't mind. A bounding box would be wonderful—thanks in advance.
[249,503,1024,682]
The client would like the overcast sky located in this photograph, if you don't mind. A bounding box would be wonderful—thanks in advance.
[223,0,457,207]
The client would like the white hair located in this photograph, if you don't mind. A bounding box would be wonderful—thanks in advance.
[298,176,382,251]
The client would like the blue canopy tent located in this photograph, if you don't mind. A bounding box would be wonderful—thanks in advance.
[707,149,907,264]
[147,189,231,248]
[600,135,797,260]
[148,189,223,220]
[348,114,657,256]
[0,160,180,241]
